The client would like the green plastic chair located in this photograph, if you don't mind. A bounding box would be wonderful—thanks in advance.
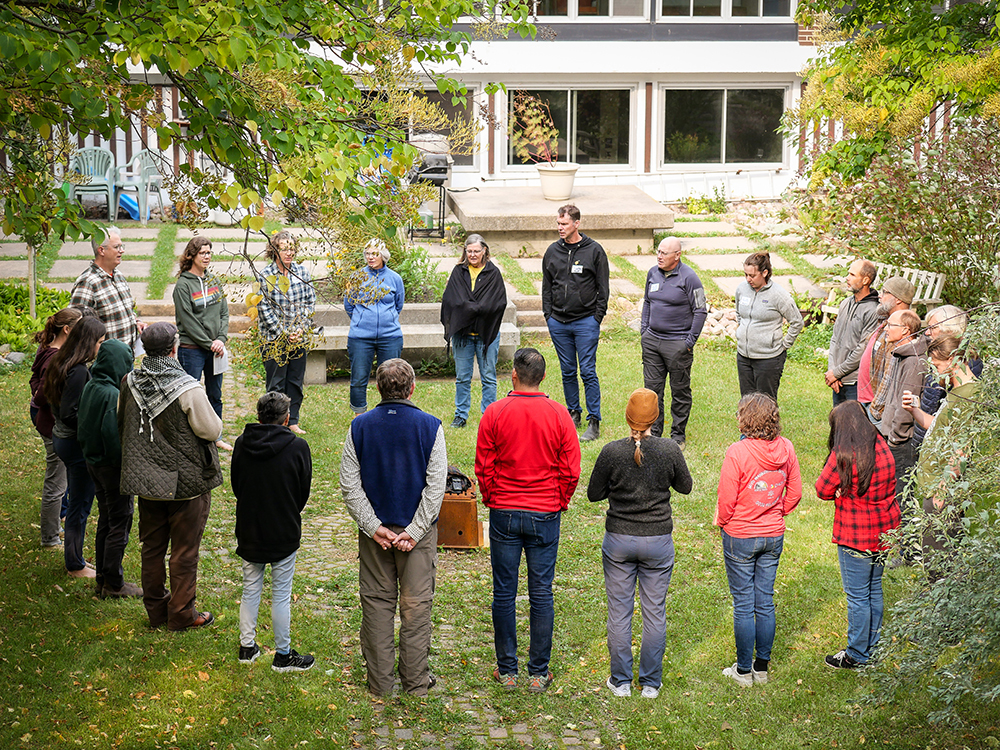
[114,149,168,226]
[67,147,116,221]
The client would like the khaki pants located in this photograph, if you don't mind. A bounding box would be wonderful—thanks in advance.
[358,524,437,696]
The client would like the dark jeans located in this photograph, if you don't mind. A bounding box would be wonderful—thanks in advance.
[546,316,601,422]
[263,348,307,425]
[490,509,561,677]
[138,493,211,630]
[87,463,135,591]
[641,333,693,440]
[721,530,784,671]
[177,346,224,419]
[346,335,404,413]
[52,435,95,571]
[736,351,787,402]
[832,382,858,406]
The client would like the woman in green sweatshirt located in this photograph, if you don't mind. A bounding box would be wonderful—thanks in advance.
[173,236,231,450]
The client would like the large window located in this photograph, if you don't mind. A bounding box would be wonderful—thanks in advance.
[661,0,790,17]
[663,88,784,165]
[524,0,645,16]
[509,89,631,166]
[414,91,476,167]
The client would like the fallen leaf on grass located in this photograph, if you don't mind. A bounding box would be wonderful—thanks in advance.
[198,672,209,682]
[721,722,732,732]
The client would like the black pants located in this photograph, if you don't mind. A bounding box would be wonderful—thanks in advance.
[87,463,135,591]
[642,334,693,441]
[262,348,307,425]
[736,351,787,402]
[890,440,919,523]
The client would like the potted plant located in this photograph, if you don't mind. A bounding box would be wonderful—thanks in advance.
[509,92,580,201]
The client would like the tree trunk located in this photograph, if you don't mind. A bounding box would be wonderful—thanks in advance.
[27,242,37,318]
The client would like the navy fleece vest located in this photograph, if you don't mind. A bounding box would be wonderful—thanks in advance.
[351,401,440,527]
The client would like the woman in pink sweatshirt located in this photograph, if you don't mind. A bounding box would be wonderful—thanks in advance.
[715,393,802,687]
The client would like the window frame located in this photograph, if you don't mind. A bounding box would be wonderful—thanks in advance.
[504,0,651,22]
[504,86,637,171]
[657,0,795,21]
[658,84,790,170]
[410,86,481,171]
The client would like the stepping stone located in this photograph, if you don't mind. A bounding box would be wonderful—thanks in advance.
[712,274,823,297]
[117,227,163,240]
[175,227,271,241]
[680,236,755,252]
[800,253,852,270]
[769,234,803,246]
[48,258,151,279]
[0,243,26,257]
[609,278,643,296]
[0,260,28,278]
[128,282,149,301]
[59,241,155,257]
[42,282,75,293]
[515,257,543,273]
[670,220,737,234]
[621,255,655,275]
[690,253,792,271]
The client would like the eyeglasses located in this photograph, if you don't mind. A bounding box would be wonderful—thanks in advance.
[197,250,212,257]
[886,322,908,328]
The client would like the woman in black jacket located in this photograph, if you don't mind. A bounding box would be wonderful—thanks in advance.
[43,315,107,577]
[440,234,507,429]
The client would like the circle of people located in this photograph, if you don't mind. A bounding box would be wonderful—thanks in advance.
[26,212,977,693]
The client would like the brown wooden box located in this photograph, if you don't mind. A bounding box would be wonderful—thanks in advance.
[438,488,484,548]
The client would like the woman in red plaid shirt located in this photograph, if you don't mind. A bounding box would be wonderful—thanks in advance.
[816,400,900,669]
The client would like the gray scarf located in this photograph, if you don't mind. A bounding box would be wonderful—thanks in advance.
[126,355,200,439]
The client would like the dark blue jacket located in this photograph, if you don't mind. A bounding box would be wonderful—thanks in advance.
[640,262,708,349]
[351,400,441,527]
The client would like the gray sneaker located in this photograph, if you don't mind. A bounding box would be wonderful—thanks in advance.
[606,677,631,697]
[751,668,768,685]
[640,685,659,699]
[722,663,753,687]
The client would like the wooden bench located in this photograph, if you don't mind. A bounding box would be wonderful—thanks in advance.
[820,263,946,324]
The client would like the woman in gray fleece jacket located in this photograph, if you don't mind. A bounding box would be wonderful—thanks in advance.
[734,252,803,402]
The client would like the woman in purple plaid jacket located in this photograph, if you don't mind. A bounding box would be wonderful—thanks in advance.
[815,400,900,670]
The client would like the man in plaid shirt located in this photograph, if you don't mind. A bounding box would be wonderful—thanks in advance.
[71,226,145,348]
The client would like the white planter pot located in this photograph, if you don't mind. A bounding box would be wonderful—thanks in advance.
[536,162,580,201]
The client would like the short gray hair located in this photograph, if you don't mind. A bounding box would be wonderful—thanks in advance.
[257,391,291,425]
[927,304,968,336]
[365,238,391,263]
[92,225,122,255]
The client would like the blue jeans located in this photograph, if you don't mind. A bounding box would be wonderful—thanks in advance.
[240,551,298,654]
[721,530,783,671]
[832,382,858,406]
[546,316,601,422]
[177,346,224,419]
[52,435,95,571]
[347,336,403,413]
[837,545,885,664]
[452,334,500,421]
[490,509,561,677]
[602,532,674,689]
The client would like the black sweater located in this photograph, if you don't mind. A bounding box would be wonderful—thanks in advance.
[587,436,692,536]
[232,423,312,563]
[541,233,610,324]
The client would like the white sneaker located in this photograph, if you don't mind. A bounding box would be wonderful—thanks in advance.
[722,663,753,687]
[640,685,659,699]
[752,668,768,685]
[606,677,631,697]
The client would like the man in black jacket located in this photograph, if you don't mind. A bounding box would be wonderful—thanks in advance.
[232,391,314,672]
[541,204,610,442]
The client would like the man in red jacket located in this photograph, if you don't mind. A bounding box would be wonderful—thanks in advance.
[475,348,581,693]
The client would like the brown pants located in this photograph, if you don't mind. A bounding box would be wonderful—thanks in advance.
[138,494,211,630]
[358,524,437,696]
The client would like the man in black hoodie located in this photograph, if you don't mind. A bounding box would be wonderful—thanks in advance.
[541,204,610,442]
[232,391,314,672]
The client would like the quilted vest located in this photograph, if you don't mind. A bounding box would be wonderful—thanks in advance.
[118,388,222,500]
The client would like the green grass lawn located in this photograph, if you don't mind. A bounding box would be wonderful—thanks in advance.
[1,331,997,749]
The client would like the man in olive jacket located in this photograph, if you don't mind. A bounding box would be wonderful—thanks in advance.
[119,322,223,631]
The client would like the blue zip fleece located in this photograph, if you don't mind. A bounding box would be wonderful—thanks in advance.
[344,265,405,340]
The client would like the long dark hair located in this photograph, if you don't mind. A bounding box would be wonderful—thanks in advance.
[827,401,878,496]
[42,316,106,408]
[33,307,82,346]
[178,236,212,275]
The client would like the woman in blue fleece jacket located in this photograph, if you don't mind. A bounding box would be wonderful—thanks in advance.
[344,238,406,413]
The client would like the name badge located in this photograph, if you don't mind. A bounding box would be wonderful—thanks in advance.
[571,263,583,274]
[649,283,660,292]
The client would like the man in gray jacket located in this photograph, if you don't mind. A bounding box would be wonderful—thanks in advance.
[119,322,223,631]
[825,259,880,405]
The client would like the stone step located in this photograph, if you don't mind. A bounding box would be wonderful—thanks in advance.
[510,294,542,311]
[313,302,518,328]
[142,315,253,334]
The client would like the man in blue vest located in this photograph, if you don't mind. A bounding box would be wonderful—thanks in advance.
[340,358,447,696]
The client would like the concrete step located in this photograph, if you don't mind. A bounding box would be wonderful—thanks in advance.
[141,314,253,334]
[517,311,547,328]
[313,302,517,328]
[510,294,542,311]
[138,300,248,317]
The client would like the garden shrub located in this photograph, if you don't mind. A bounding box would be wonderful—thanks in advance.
[0,282,72,352]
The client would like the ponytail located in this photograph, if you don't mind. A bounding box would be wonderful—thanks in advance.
[631,429,644,466]
[33,307,83,346]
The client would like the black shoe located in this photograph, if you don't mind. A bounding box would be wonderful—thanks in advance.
[239,643,261,664]
[569,410,582,429]
[580,418,600,442]
[450,417,467,429]
[825,650,860,669]
[428,672,437,690]
[273,649,315,673]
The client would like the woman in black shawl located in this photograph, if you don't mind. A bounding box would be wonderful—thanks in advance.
[440,234,507,429]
